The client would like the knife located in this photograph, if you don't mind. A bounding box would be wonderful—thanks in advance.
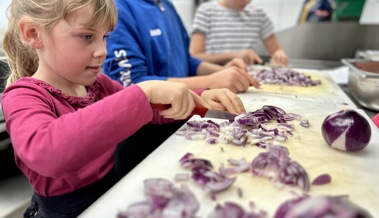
[150,103,237,120]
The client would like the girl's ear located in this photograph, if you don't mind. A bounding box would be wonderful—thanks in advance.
[18,18,44,49]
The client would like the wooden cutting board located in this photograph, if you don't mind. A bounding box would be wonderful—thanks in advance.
[80,70,378,218]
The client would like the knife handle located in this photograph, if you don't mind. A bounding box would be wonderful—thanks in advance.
[150,103,171,111]
[192,104,208,117]
[150,103,208,117]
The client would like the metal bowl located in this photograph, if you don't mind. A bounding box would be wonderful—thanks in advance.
[342,59,379,111]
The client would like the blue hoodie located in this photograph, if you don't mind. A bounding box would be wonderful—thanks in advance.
[103,0,201,87]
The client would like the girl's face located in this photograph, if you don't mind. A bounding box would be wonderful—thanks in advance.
[221,0,251,11]
[35,6,110,90]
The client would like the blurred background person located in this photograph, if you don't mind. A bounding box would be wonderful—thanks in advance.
[299,0,335,23]
[190,0,288,67]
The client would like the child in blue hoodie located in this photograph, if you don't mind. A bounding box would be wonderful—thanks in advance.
[103,0,259,94]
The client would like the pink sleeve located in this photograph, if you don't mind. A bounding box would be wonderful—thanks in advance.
[194,88,206,96]
[372,113,379,128]
[2,84,153,178]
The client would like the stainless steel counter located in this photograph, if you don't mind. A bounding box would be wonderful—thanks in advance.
[256,23,379,61]
[286,58,378,118]
[288,58,342,70]
[339,84,378,118]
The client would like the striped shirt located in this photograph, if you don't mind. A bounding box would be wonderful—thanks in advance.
[192,2,274,54]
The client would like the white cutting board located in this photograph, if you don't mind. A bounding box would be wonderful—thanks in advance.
[80,69,378,217]
[80,110,379,218]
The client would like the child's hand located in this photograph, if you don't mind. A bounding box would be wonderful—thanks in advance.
[224,58,246,71]
[271,49,288,67]
[206,67,260,93]
[235,49,263,65]
[201,88,246,115]
[138,81,209,119]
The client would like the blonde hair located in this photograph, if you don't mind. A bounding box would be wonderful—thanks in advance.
[2,0,117,87]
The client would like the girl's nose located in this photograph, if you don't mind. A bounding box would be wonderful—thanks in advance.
[94,41,107,58]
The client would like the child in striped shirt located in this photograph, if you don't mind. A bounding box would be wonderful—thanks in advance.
[190,0,288,67]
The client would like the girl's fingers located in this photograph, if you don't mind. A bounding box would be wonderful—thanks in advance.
[191,90,211,109]
[226,91,245,114]
[216,91,245,114]
[160,90,208,120]
[202,89,246,114]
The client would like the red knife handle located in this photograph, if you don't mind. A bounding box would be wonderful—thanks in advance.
[150,103,208,117]
[192,104,208,117]
[150,103,171,111]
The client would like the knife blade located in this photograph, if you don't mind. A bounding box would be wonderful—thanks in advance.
[150,103,237,120]
[204,109,237,120]
[150,103,208,117]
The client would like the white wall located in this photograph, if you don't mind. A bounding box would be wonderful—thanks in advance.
[0,0,11,50]
[360,0,379,24]
[171,0,195,33]
[249,0,304,32]
[0,0,11,31]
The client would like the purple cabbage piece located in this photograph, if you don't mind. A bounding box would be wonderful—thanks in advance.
[256,68,321,87]
[118,178,200,218]
[208,201,267,218]
[274,195,373,218]
[251,144,310,192]
[311,174,331,185]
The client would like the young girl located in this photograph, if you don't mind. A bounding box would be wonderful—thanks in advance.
[1,0,245,217]
[190,0,289,67]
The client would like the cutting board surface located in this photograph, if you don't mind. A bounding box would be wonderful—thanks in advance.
[80,69,378,218]
[81,111,379,218]
[248,67,357,108]
[252,68,335,95]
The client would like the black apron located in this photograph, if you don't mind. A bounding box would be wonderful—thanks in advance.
[24,169,115,218]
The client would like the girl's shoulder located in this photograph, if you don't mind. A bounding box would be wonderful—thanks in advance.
[2,77,60,108]
[3,75,122,107]
[4,77,53,94]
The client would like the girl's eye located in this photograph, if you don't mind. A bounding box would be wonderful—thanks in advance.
[82,34,93,40]
[103,34,110,41]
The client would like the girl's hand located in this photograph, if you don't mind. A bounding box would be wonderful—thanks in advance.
[137,81,209,120]
[271,49,288,67]
[201,88,246,115]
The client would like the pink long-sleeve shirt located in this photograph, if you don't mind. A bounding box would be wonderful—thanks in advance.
[1,74,162,196]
